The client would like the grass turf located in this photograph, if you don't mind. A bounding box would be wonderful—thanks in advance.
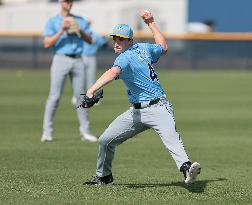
[0,69,252,205]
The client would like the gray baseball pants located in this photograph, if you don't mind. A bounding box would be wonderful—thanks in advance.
[82,55,97,90]
[96,96,190,177]
[42,55,89,137]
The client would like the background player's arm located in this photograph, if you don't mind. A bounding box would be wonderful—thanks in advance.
[140,10,168,53]
[43,18,92,48]
[86,66,121,97]
[43,19,70,48]
[80,30,92,44]
[43,30,64,48]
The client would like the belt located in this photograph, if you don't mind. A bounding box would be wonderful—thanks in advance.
[133,98,160,109]
[64,54,81,58]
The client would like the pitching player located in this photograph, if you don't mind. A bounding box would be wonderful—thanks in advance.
[83,10,201,185]
[41,0,97,142]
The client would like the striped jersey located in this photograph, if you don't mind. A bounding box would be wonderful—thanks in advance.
[113,43,165,103]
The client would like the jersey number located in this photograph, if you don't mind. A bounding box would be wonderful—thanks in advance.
[148,63,158,81]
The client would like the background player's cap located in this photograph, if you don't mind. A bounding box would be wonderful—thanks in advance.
[110,24,133,39]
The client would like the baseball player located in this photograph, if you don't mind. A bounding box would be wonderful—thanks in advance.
[41,0,97,142]
[71,28,107,106]
[83,10,201,185]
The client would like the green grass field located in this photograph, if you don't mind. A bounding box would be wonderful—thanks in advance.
[0,69,252,205]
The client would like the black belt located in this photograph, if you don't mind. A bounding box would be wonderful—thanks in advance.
[133,98,160,109]
[65,54,81,58]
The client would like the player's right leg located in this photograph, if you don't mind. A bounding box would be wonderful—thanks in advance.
[41,55,70,142]
[84,108,148,185]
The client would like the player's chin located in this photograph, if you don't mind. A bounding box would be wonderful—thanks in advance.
[114,48,122,54]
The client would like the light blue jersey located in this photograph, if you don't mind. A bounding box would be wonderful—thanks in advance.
[82,32,107,56]
[113,43,165,103]
[43,14,91,55]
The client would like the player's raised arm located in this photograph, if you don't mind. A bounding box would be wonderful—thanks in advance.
[140,9,168,53]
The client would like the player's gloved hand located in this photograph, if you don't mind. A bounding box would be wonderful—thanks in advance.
[77,89,103,108]
[64,16,81,37]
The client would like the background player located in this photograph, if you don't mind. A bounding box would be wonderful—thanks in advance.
[41,0,97,142]
[83,10,201,185]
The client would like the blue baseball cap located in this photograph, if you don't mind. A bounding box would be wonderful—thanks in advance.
[110,24,133,39]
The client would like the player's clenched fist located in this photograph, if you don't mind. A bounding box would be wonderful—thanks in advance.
[61,19,71,31]
[140,9,154,25]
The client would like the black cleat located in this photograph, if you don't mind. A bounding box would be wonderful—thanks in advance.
[84,174,114,185]
[180,161,201,184]
[180,161,192,179]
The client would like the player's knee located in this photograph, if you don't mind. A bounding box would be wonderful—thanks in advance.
[98,135,110,146]
[48,93,60,102]
[47,95,60,105]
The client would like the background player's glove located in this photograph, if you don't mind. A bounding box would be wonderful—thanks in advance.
[65,16,81,37]
[77,89,103,108]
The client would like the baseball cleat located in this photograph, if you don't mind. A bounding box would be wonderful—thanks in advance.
[41,134,53,142]
[84,174,114,185]
[180,161,201,184]
[80,133,98,142]
[80,128,97,142]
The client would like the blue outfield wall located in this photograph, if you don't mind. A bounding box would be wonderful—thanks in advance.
[188,0,252,32]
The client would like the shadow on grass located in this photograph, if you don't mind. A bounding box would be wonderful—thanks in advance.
[113,178,227,193]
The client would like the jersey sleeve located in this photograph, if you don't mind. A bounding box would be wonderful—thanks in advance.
[112,54,129,78]
[43,18,55,37]
[148,44,163,63]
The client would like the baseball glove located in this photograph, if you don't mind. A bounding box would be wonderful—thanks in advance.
[65,16,81,37]
[77,89,103,108]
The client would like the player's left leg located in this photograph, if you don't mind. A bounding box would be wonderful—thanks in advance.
[83,55,97,89]
[71,58,97,142]
[71,56,96,106]
[142,97,201,184]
